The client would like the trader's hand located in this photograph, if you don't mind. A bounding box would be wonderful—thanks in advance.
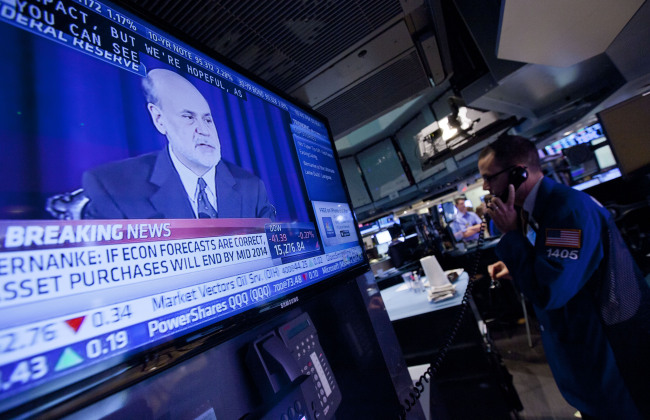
[486,184,518,234]
[488,261,512,281]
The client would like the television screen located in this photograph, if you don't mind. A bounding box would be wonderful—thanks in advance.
[0,0,366,415]
[544,122,605,156]
[593,144,617,170]
[440,202,457,223]
[340,157,372,208]
[377,214,397,228]
[398,214,419,235]
[598,92,650,175]
[357,139,410,201]
[358,221,379,236]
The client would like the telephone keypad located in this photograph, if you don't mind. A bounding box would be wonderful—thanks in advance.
[277,313,341,419]
[294,339,333,408]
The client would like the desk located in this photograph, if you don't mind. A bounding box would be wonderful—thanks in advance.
[379,272,476,367]
[381,273,469,321]
[380,271,523,417]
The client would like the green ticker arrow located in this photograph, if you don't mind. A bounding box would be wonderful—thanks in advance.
[55,347,84,371]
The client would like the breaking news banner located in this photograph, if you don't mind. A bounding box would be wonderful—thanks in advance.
[0,248,361,366]
[0,219,273,308]
[0,245,363,398]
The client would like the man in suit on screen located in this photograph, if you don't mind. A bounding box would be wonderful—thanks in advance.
[82,68,274,220]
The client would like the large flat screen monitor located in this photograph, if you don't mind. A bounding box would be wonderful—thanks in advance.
[357,139,410,201]
[439,202,457,224]
[340,157,372,208]
[597,92,650,176]
[0,1,367,416]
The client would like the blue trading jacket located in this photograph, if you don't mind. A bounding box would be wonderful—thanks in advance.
[496,177,650,419]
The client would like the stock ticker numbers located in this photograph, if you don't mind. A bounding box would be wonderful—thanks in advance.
[298,230,316,240]
[265,223,320,259]
[0,323,57,355]
[0,235,362,400]
[0,305,132,397]
[0,331,130,396]
[0,305,131,359]
[90,304,133,328]
[85,330,128,359]
[0,355,48,394]
[273,241,306,257]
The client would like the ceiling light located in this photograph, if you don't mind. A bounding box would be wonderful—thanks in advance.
[457,107,473,130]
[439,117,458,141]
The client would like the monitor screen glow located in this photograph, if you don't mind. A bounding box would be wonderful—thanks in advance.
[594,145,617,170]
[0,0,366,414]
[440,202,457,224]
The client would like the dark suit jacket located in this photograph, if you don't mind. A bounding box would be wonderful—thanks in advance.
[82,148,274,219]
[496,177,649,418]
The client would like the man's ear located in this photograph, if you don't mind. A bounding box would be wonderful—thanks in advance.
[147,103,167,135]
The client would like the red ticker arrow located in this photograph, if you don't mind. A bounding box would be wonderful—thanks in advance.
[65,316,85,333]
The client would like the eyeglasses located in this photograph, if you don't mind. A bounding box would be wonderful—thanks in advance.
[482,165,517,183]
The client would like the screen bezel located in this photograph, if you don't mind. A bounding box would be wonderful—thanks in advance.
[0,0,371,416]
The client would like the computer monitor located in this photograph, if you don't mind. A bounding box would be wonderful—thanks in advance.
[440,201,457,223]
[357,139,410,201]
[398,214,419,236]
[0,1,368,416]
[598,92,650,176]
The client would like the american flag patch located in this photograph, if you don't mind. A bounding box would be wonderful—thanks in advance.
[545,229,581,248]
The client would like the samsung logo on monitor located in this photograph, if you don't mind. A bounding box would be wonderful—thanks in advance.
[280,296,300,308]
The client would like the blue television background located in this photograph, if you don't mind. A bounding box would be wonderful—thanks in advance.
[0,23,310,222]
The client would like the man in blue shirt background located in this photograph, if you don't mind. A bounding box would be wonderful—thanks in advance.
[450,197,482,242]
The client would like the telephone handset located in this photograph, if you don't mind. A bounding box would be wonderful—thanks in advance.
[494,166,528,202]
[247,313,342,420]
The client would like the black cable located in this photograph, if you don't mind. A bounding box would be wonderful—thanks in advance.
[399,221,487,419]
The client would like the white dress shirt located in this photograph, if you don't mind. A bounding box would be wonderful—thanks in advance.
[168,147,218,217]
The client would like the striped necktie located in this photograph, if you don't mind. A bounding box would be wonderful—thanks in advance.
[197,177,217,218]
